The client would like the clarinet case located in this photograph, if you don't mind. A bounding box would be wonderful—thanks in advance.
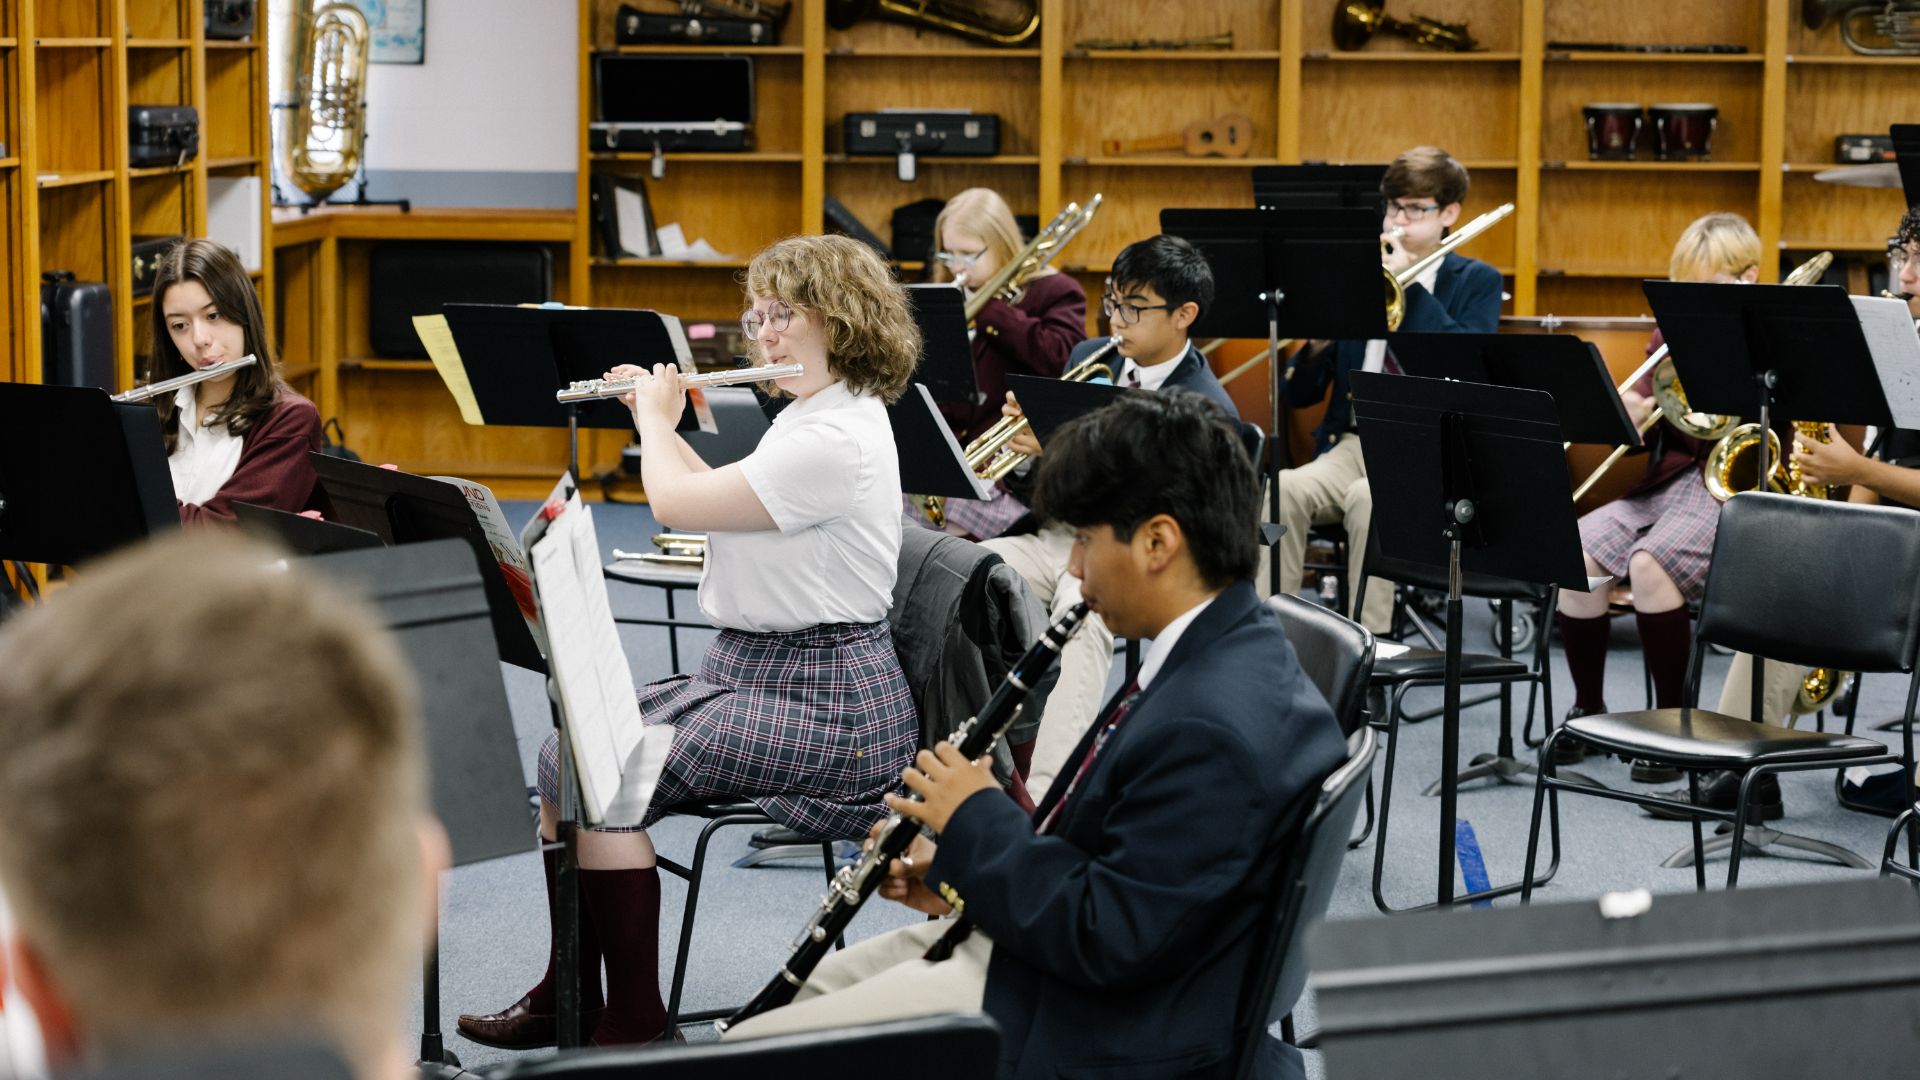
[614,2,779,45]
[844,111,1001,157]
[128,105,200,168]
[131,236,182,297]
[40,272,115,391]
[590,54,754,153]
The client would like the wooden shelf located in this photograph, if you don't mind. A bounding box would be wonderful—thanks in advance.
[826,154,1040,165]
[1066,50,1281,61]
[206,155,261,170]
[1304,50,1521,61]
[1067,156,1284,168]
[592,151,803,163]
[127,38,190,48]
[828,47,1039,58]
[282,363,320,381]
[1778,240,1892,252]
[37,170,114,188]
[1786,54,1920,66]
[0,37,15,47]
[0,158,17,169]
[341,357,435,372]
[612,44,802,55]
[592,257,751,268]
[129,163,194,178]
[1544,160,1763,172]
[1537,266,1667,278]
[1782,161,1898,172]
[1545,51,1761,63]
[32,37,112,46]
[203,39,258,49]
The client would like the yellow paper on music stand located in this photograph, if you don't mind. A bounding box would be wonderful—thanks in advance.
[413,314,485,426]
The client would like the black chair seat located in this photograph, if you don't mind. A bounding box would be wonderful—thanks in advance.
[605,559,703,588]
[1565,709,1888,769]
[666,798,766,820]
[1371,644,1528,682]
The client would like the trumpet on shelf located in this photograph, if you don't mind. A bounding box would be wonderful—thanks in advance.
[555,362,806,404]
[112,355,259,403]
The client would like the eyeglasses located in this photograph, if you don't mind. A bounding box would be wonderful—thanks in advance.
[1384,200,1443,221]
[1890,244,1920,275]
[1101,293,1181,327]
[935,250,985,270]
[740,299,794,339]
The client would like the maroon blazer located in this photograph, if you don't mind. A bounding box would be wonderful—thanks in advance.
[177,392,325,526]
[941,272,1086,444]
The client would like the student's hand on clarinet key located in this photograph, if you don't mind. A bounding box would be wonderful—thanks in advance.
[869,824,951,916]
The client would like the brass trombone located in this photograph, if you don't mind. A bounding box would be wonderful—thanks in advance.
[962,195,1102,323]
[1569,251,1833,502]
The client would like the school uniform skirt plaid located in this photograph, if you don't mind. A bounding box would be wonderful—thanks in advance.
[1579,470,1719,603]
[538,620,917,840]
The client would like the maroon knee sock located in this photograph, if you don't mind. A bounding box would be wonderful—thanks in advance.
[1635,607,1694,709]
[1557,613,1612,713]
[524,846,605,1015]
[581,866,668,1046]
[1009,736,1035,781]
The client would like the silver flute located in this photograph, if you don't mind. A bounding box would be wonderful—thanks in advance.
[555,362,806,404]
[111,355,259,403]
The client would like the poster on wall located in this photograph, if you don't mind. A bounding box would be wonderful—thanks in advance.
[345,0,426,64]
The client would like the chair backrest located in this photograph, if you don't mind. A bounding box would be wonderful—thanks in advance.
[1697,493,1920,673]
[492,1014,1001,1080]
[1233,727,1378,1080]
[679,387,771,469]
[1267,594,1376,737]
[1238,420,1266,480]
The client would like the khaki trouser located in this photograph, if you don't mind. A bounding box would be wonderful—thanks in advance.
[1260,435,1395,633]
[983,524,1115,801]
[721,918,993,1041]
[1716,651,1816,728]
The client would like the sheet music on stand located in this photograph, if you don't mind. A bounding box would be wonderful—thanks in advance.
[1852,294,1920,427]
[522,480,672,828]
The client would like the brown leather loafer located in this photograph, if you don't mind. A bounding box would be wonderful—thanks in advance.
[456,996,605,1050]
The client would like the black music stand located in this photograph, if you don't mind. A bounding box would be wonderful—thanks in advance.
[1161,207,1384,589]
[1645,279,1901,867]
[0,383,178,566]
[1386,332,1638,791]
[891,383,996,501]
[1009,372,1146,444]
[436,303,704,480]
[305,539,533,1077]
[907,284,979,406]
[1893,123,1920,207]
[1351,371,1590,908]
[1252,164,1387,212]
[309,454,548,674]
[232,501,383,554]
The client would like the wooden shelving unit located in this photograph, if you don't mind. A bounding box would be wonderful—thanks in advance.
[560,0,1905,335]
[0,0,273,389]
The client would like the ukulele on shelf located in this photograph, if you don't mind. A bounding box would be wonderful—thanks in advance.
[1100,113,1255,158]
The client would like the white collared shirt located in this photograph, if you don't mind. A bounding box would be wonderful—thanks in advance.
[699,379,902,633]
[1135,594,1218,690]
[1118,340,1192,392]
[1361,258,1441,374]
[167,387,245,506]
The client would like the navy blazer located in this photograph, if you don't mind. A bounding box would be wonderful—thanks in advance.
[1066,336,1240,421]
[928,581,1346,1080]
[1282,251,1502,455]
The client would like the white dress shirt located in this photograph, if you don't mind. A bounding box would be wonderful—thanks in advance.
[1118,341,1193,392]
[700,380,903,633]
[1134,594,1218,690]
[167,388,245,506]
[1360,258,1441,374]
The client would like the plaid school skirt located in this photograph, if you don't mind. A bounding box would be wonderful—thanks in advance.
[538,620,916,841]
[1579,469,1720,603]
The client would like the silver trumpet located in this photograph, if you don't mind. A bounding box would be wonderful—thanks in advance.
[112,355,259,404]
[554,362,806,404]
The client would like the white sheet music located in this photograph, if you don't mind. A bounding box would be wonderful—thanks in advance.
[527,495,671,827]
[1852,294,1920,428]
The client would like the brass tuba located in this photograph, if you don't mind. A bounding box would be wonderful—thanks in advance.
[1334,0,1481,51]
[1802,0,1920,56]
[274,2,370,204]
[826,0,1039,47]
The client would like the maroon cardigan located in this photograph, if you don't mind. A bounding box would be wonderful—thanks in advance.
[940,272,1087,444]
[176,391,326,526]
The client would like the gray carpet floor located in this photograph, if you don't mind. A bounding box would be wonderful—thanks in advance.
[418,499,1914,1076]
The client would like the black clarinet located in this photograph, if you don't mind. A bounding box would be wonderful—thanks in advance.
[718,602,1089,1032]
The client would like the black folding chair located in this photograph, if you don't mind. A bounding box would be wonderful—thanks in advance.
[1524,494,1920,896]
[1232,727,1378,1080]
[490,1014,1001,1079]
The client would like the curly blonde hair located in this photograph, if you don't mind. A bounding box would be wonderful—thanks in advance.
[743,234,920,403]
